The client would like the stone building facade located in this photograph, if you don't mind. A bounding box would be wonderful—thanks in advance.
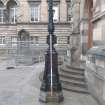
[79,0,105,105]
[80,0,105,56]
[79,0,93,60]
[70,0,105,60]
[0,0,71,56]
[69,0,81,65]
[86,47,105,105]
[92,0,105,46]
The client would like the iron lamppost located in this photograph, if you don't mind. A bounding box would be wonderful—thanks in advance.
[39,0,64,103]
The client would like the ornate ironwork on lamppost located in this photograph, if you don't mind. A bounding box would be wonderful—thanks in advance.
[39,0,64,103]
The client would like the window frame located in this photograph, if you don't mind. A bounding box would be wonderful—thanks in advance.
[11,36,17,46]
[9,7,17,24]
[0,8,5,24]
[30,4,40,23]
[67,3,71,22]
[30,36,39,44]
[0,36,6,45]
[53,3,59,23]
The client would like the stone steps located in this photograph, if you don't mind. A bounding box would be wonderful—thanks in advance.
[66,64,85,71]
[59,71,85,81]
[62,83,89,94]
[60,77,86,88]
[60,67,84,75]
[59,64,89,94]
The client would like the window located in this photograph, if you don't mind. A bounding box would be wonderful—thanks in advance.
[53,5,59,22]
[31,36,39,44]
[35,36,39,44]
[57,36,68,44]
[0,8,5,23]
[30,5,40,22]
[0,36,6,45]
[10,7,17,24]
[11,36,17,46]
[0,1,5,24]
[67,36,70,44]
[67,4,71,22]
[7,0,17,24]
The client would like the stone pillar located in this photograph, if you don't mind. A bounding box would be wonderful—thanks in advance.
[80,0,89,59]
[87,1,93,48]
[72,0,80,33]
[70,0,81,66]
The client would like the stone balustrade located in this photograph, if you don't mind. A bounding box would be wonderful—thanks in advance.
[86,46,105,105]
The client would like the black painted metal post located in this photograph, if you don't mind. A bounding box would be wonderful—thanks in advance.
[39,0,64,103]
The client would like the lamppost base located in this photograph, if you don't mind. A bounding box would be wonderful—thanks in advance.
[39,91,64,103]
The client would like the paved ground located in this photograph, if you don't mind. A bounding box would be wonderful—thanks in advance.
[0,60,99,105]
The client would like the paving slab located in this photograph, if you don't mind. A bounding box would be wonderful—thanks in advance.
[0,61,99,105]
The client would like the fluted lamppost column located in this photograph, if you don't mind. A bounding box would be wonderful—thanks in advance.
[39,0,64,103]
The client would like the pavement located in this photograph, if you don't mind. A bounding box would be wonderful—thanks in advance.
[0,60,99,105]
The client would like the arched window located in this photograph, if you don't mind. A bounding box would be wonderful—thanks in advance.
[0,1,5,24]
[7,0,17,24]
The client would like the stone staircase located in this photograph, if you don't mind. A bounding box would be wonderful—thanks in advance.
[59,64,89,94]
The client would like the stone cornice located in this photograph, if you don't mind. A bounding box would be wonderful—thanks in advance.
[0,22,71,26]
[71,31,80,35]
[0,23,17,26]
[27,0,41,2]
[92,11,105,23]
[47,0,60,2]
[17,22,71,25]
